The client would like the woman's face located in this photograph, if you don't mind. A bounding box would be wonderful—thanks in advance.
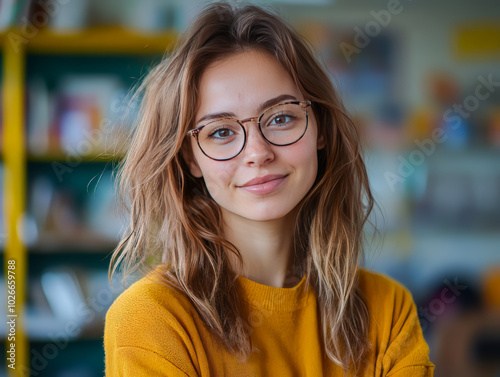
[187,49,324,223]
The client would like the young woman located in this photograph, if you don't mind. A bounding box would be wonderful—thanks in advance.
[104,3,434,376]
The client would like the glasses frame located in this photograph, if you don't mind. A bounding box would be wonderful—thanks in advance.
[186,100,312,161]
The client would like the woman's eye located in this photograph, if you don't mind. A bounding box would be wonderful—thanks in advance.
[209,128,234,139]
[270,113,293,126]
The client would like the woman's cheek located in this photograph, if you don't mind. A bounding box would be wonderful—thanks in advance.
[202,164,234,200]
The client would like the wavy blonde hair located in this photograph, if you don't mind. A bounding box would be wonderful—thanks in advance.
[109,2,374,374]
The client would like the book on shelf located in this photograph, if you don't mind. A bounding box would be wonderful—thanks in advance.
[28,170,126,251]
[27,74,133,158]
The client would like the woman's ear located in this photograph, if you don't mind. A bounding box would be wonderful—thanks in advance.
[317,132,326,150]
[182,144,203,178]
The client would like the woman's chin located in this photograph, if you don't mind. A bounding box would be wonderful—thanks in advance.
[224,206,296,224]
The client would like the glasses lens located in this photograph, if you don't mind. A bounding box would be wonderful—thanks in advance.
[260,103,307,145]
[198,120,244,160]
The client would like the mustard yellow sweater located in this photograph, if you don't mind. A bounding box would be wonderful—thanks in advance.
[104,267,435,376]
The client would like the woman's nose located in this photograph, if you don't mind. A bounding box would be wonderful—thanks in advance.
[241,123,275,166]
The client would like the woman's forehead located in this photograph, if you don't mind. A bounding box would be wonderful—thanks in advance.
[196,49,301,117]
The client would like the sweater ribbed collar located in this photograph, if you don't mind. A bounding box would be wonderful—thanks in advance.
[236,274,312,312]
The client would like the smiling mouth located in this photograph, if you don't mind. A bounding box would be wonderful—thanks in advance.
[239,174,288,187]
[238,175,288,194]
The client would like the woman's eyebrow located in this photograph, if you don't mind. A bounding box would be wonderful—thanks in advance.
[197,111,235,125]
[257,94,297,113]
[196,94,298,125]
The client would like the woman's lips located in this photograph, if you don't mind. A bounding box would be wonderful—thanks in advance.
[238,175,287,194]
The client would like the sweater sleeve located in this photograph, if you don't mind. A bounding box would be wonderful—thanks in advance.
[104,279,201,377]
[109,346,196,377]
[381,285,435,377]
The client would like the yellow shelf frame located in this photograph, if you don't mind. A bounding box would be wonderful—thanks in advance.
[1,26,177,54]
[27,152,124,163]
[3,35,28,377]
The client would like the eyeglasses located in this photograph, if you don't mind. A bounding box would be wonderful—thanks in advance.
[186,100,311,161]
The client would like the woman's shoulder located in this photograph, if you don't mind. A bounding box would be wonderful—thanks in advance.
[106,266,195,329]
[356,269,435,373]
[105,266,201,351]
[104,268,205,376]
[357,267,416,316]
[357,267,410,293]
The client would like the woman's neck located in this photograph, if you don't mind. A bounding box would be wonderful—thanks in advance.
[222,208,301,288]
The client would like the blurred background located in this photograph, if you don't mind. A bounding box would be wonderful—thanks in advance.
[0,0,499,376]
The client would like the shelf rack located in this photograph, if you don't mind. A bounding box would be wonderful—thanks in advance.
[1,26,176,376]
